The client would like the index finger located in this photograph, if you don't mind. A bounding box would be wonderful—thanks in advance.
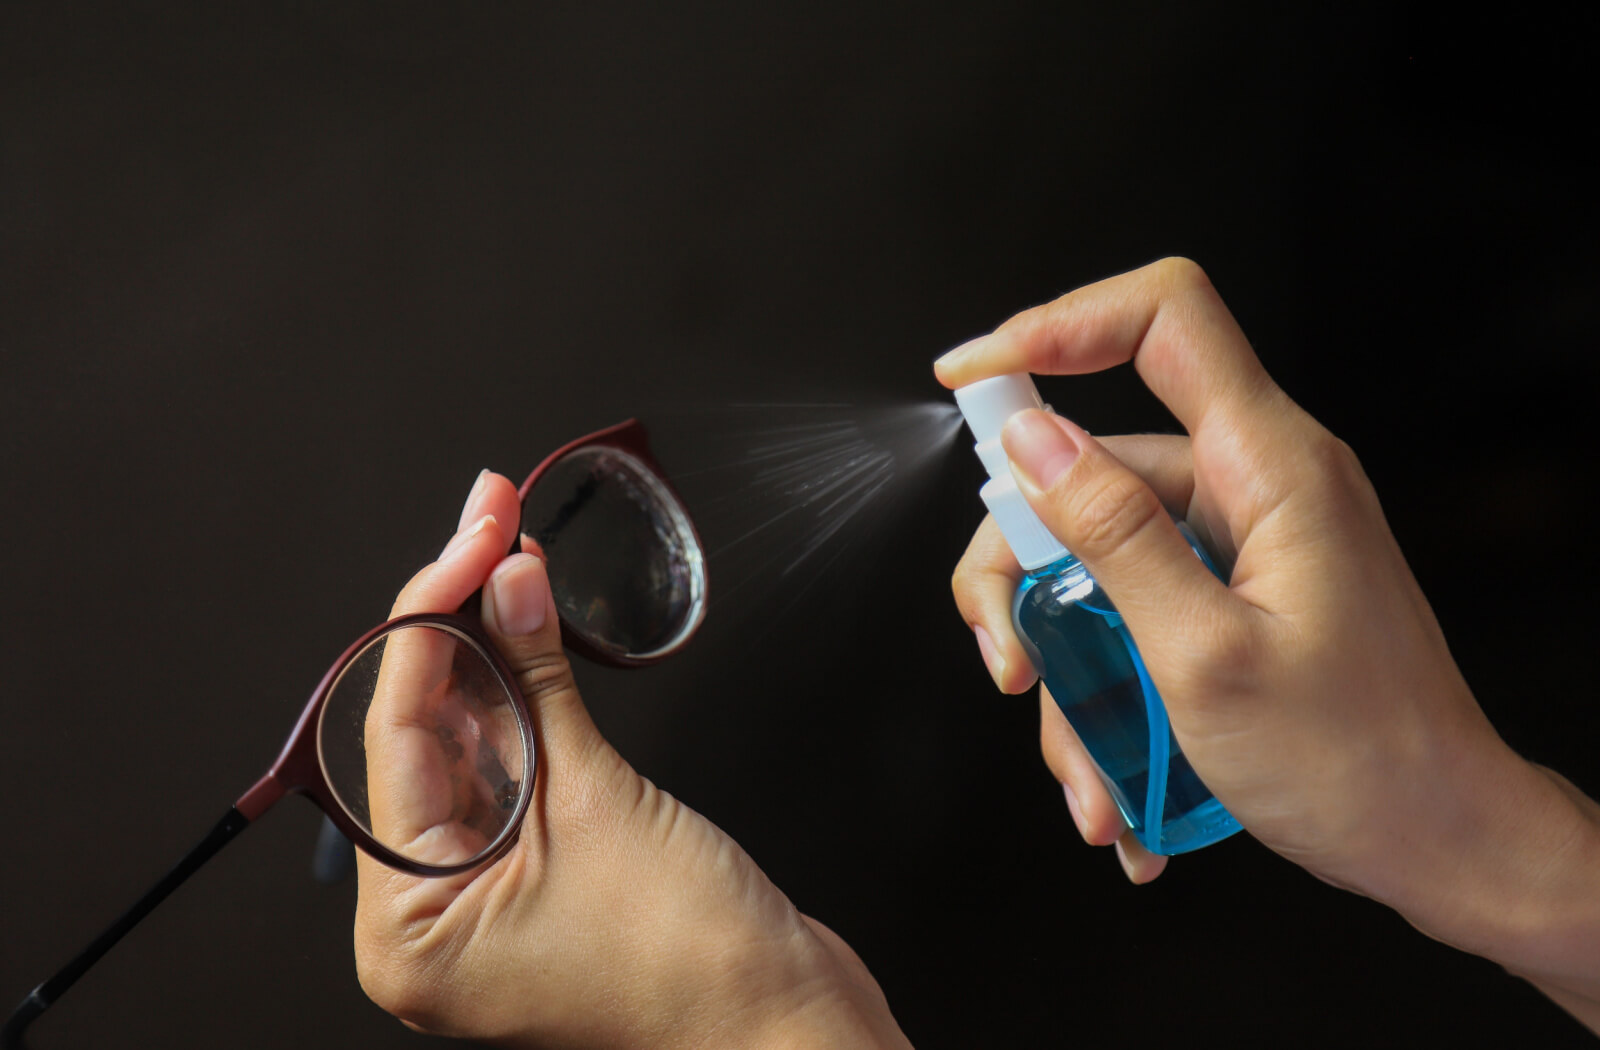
[934,258,1275,436]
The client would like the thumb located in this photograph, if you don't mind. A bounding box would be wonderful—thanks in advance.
[481,552,599,747]
[1000,409,1228,654]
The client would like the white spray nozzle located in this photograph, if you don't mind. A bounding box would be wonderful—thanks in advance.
[955,373,1048,480]
[954,373,1045,448]
[953,372,1068,571]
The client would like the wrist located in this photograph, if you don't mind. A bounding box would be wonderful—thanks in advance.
[489,915,909,1050]
[744,982,913,1050]
[730,920,912,1050]
[1379,737,1600,997]
[634,907,909,1050]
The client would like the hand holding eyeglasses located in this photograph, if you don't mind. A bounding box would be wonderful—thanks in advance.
[351,471,911,1048]
[5,423,909,1050]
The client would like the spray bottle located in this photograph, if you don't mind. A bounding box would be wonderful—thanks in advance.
[954,373,1240,855]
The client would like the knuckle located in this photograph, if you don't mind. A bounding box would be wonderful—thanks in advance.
[950,561,1002,621]
[1310,430,1365,485]
[952,523,1021,618]
[1295,427,1374,512]
[1153,256,1212,294]
[950,557,978,604]
[1067,469,1165,558]
[514,648,579,705]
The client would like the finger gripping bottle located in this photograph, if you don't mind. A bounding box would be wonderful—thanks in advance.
[954,374,1240,855]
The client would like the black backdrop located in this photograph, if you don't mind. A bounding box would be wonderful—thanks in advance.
[3,4,1597,1047]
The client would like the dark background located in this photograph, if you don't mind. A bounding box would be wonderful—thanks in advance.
[3,3,1597,1046]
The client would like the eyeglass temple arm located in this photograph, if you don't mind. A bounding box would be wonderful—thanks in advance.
[3,804,258,1048]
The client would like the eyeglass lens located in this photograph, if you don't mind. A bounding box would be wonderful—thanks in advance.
[522,446,704,660]
[318,624,529,868]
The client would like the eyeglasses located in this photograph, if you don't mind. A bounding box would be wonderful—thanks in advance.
[3,419,707,1048]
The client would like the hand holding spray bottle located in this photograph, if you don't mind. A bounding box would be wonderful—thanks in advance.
[954,373,1239,855]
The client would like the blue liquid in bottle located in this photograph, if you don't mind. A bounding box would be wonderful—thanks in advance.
[1013,522,1239,854]
[954,371,1240,856]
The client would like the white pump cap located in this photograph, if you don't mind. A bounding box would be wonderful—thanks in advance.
[954,373,1069,571]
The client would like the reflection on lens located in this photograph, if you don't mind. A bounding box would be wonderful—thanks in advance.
[522,446,706,659]
[318,625,529,869]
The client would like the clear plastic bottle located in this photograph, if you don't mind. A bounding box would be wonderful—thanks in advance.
[954,374,1240,855]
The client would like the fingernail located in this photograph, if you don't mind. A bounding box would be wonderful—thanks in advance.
[1113,838,1134,878]
[934,334,988,372]
[441,513,496,560]
[457,469,491,531]
[973,624,1006,688]
[1062,782,1088,838]
[486,554,550,636]
[1003,409,1082,489]
[1114,838,1150,882]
